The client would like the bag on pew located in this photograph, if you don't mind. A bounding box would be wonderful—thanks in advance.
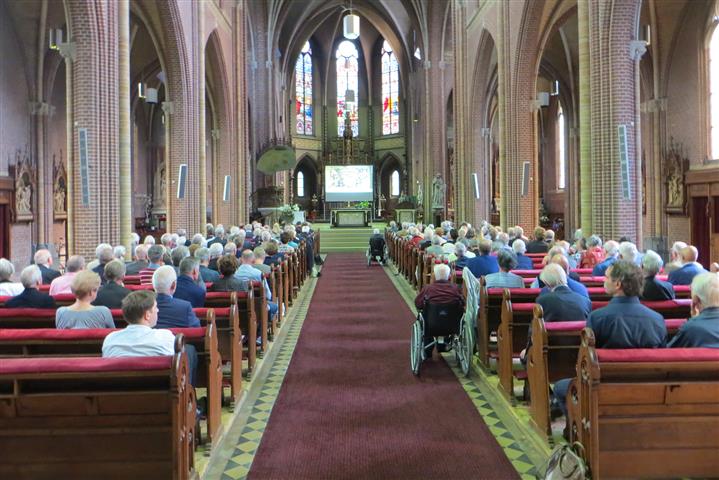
[538,443,587,480]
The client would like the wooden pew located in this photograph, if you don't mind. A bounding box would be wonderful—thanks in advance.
[250,280,269,354]
[0,315,224,446]
[0,339,197,480]
[498,298,692,402]
[526,306,687,439]
[204,291,254,392]
[567,328,719,479]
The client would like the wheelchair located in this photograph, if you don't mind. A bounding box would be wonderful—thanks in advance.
[366,235,387,267]
[410,300,473,376]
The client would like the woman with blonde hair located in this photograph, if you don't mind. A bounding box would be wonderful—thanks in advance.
[55,270,115,329]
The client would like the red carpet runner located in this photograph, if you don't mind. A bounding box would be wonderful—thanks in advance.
[248,253,519,479]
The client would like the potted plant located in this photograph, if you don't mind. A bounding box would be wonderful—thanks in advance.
[278,204,299,224]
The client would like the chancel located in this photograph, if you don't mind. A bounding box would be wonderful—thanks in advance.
[1,0,719,479]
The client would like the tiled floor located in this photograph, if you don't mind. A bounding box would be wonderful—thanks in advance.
[203,259,550,479]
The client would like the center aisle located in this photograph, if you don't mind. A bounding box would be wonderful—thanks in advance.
[248,253,519,479]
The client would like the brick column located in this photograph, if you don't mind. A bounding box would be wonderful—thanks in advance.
[236,1,249,219]
[588,0,643,241]
[118,0,131,259]
[578,0,592,236]
[198,5,207,226]
[452,0,470,222]
[496,2,510,229]
[66,0,120,258]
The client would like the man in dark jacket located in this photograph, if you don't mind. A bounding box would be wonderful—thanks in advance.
[526,227,549,254]
[125,244,149,275]
[641,250,675,301]
[174,257,206,308]
[668,272,719,348]
[668,246,707,285]
[6,265,56,309]
[466,239,499,280]
[93,260,131,309]
[34,249,60,285]
[152,266,201,328]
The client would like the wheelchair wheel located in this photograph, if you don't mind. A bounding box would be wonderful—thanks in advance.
[410,320,423,376]
[456,321,473,376]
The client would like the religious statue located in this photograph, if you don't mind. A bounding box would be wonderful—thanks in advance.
[431,173,446,210]
[53,153,67,219]
[153,160,166,211]
[13,149,34,222]
[663,138,688,214]
[343,111,353,161]
[416,181,423,207]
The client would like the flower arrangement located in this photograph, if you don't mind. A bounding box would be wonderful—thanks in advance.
[278,204,299,224]
[354,201,371,209]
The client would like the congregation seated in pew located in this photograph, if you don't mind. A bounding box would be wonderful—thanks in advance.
[667,272,719,348]
[0,257,23,296]
[209,255,249,292]
[49,254,85,295]
[641,249,675,301]
[668,245,707,285]
[484,250,524,289]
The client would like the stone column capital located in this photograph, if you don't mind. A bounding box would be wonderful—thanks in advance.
[629,40,648,61]
[58,42,76,61]
[161,101,174,115]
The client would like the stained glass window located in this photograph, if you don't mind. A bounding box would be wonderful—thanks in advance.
[557,104,566,190]
[336,40,359,137]
[390,170,400,196]
[295,42,313,135]
[710,26,719,158]
[381,40,400,135]
[297,171,305,197]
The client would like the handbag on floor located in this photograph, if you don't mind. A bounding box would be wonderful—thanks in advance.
[538,442,587,480]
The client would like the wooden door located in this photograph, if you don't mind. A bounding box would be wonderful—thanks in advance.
[691,196,710,268]
[0,205,8,258]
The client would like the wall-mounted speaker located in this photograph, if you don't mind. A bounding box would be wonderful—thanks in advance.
[521,161,531,197]
[78,128,90,206]
[617,125,631,200]
[177,164,187,199]
[223,175,231,202]
[472,173,480,199]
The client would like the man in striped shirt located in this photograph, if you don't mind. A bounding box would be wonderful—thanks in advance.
[139,245,166,285]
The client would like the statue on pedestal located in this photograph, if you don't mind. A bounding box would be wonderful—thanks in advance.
[13,149,34,222]
[431,173,446,210]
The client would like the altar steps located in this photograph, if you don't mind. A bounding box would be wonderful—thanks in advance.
[315,223,379,253]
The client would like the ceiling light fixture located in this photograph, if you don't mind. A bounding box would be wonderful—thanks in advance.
[343,1,360,40]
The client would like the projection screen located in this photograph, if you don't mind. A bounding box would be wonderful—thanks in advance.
[324,165,373,202]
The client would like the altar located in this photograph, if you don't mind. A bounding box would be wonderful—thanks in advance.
[331,209,370,227]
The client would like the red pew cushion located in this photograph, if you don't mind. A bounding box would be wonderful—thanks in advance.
[0,328,116,341]
[597,348,719,363]
[545,321,587,332]
[193,307,231,318]
[0,308,56,318]
[511,303,535,312]
[0,355,173,375]
[168,327,206,339]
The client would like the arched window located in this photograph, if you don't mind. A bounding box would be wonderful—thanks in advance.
[557,104,566,190]
[295,42,313,135]
[390,170,400,197]
[297,171,305,197]
[710,26,719,158]
[382,40,400,135]
[336,40,359,137]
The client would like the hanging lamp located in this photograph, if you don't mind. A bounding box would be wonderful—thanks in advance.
[343,2,360,40]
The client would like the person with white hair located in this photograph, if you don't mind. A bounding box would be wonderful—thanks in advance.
[194,247,220,283]
[34,248,60,284]
[152,265,200,328]
[641,250,675,301]
[143,235,156,246]
[208,225,226,248]
[5,265,56,308]
[664,241,687,274]
[413,263,464,355]
[92,243,115,284]
[113,245,126,261]
[50,255,86,295]
[668,272,719,348]
[0,258,23,296]
[126,244,149,275]
[424,234,445,258]
[592,240,620,276]
[537,264,592,322]
[618,241,641,266]
[450,242,474,269]
[543,229,555,245]
[191,233,205,247]
[668,245,708,285]
[512,239,533,269]
[208,243,224,270]
[93,260,131,309]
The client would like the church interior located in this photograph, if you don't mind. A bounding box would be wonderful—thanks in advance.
[1,0,719,478]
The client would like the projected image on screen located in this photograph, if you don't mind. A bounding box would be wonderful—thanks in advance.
[324,165,373,202]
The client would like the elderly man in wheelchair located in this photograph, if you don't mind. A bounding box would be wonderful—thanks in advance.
[366,229,387,266]
[410,264,472,375]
